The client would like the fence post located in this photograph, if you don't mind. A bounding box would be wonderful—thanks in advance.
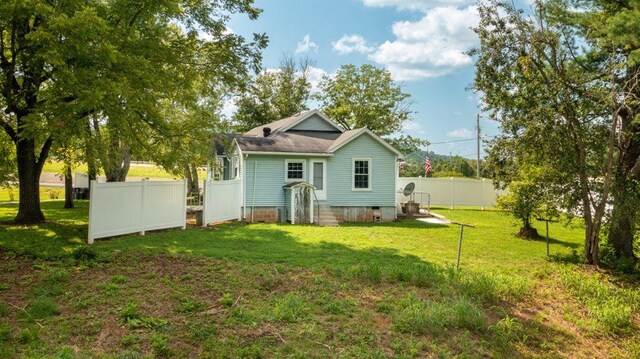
[140,179,147,235]
[183,178,188,230]
[87,180,96,244]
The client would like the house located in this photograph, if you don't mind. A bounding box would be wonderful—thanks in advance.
[212,110,404,225]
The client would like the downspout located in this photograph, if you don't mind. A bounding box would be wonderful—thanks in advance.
[251,160,257,223]
[242,153,247,220]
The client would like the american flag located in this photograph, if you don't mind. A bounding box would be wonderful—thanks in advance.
[424,156,431,175]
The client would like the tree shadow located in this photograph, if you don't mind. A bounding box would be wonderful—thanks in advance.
[340,219,452,230]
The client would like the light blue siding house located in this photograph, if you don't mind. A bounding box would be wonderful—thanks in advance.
[220,110,403,225]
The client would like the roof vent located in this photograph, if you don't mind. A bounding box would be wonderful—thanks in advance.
[263,127,271,137]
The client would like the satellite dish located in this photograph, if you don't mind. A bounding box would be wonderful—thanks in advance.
[403,182,415,197]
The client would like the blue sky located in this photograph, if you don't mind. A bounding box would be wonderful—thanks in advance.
[228,0,501,158]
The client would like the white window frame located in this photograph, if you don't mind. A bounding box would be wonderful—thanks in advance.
[352,158,372,191]
[285,159,306,182]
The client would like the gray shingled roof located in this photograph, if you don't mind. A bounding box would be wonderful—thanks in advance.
[235,131,341,153]
[244,110,315,137]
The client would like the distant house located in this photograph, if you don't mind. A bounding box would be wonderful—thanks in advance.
[212,110,403,225]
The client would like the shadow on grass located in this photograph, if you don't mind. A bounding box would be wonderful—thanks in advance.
[340,219,452,229]
[0,202,582,358]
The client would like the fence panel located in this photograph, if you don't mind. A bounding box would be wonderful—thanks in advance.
[88,180,186,243]
[397,177,507,209]
[202,179,242,225]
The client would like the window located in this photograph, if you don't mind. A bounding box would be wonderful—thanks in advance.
[286,160,305,181]
[353,158,371,190]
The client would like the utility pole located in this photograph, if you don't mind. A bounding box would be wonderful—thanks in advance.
[476,114,481,179]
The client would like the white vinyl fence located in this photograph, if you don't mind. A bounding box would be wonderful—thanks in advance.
[88,179,187,243]
[202,179,242,226]
[397,177,508,209]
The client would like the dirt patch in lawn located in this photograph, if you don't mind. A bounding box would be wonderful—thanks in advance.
[0,251,637,358]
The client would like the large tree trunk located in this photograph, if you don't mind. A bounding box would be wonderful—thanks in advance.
[85,120,99,198]
[14,138,47,224]
[607,102,640,263]
[607,164,638,263]
[64,164,74,209]
[104,147,131,182]
[183,162,199,195]
[584,218,600,265]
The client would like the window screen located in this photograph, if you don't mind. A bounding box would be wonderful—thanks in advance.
[287,162,304,180]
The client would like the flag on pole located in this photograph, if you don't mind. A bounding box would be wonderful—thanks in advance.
[424,156,431,175]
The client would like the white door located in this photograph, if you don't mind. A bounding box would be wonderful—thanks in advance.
[309,160,327,200]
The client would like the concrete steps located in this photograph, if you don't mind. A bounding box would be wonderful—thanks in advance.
[316,202,339,227]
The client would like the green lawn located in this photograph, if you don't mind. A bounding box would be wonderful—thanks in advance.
[0,186,64,202]
[41,161,205,179]
[0,202,638,358]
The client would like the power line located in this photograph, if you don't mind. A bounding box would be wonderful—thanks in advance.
[428,134,498,146]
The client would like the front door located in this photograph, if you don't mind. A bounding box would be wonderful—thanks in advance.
[309,160,327,200]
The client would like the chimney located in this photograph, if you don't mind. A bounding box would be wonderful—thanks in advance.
[263,127,271,137]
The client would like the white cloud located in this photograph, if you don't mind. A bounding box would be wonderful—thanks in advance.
[368,6,479,81]
[306,66,329,89]
[295,34,319,54]
[447,128,473,138]
[332,34,375,55]
[361,0,473,11]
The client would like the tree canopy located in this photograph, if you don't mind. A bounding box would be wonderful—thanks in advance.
[232,56,312,132]
[0,0,266,223]
[315,64,412,137]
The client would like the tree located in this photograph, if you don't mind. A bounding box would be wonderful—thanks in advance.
[495,166,559,239]
[386,135,429,156]
[557,0,640,264]
[315,64,412,136]
[473,0,618,265]
[233,55,312,131]
[0,0,266,224]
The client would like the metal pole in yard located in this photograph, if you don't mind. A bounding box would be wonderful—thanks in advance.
[456,225,464,271]
[536,218,558,257]
[452,221,475,271]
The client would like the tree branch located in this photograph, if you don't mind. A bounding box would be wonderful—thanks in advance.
[0,114,17,143]
[36,136,54,174]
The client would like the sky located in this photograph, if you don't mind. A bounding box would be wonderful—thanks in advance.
[228,0,504,159]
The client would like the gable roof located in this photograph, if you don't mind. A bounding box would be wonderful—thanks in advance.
[235,110,403,158]
[327,128,404,157]
[244,110,343,137]
[235,131,341,153]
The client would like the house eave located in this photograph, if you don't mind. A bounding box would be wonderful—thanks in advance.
[242,151,334,157]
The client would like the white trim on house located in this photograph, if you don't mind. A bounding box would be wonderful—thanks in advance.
[309,159,327,200]
[352,157,373,192]
[241,151,333,157]
[285,159,306,182]
[329,128,404,157]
